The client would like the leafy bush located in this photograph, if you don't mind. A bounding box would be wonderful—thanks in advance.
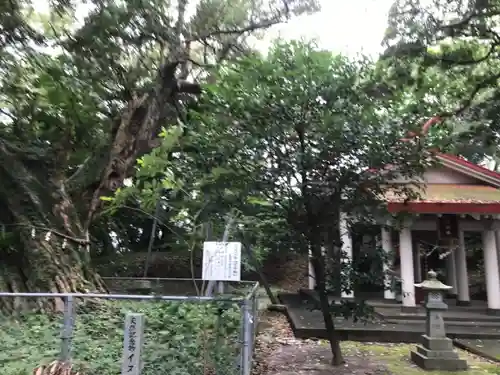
[0,300,242,375]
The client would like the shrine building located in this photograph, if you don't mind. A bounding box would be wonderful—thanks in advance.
[336,152,500,315]
[307,152,500,317]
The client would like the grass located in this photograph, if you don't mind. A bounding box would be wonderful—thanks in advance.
[0,299,243,375]
[340,341,500,375]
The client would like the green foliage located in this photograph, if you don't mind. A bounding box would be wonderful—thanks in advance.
[107,125,185,212]
[382,0,500,163]
[194,41,428,230]
[0,0,320,267]
[114,40,431,281]
[0,300,242,375]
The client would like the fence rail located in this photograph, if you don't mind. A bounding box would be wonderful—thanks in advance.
[0,279,259,375]
[0,292,216,300]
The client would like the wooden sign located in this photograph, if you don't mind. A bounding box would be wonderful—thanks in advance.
[437,214,459,240]
[121,313,145,375]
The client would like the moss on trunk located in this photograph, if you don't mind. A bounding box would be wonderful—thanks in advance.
[0,231,106,312]
[0,143,107,312]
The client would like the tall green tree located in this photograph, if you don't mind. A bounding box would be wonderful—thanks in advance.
[382,0,500,163]
[126,41,431,365]
[0,0,318,311]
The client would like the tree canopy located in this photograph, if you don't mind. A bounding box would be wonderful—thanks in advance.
[2,0,500,366]
[111,40,436,364]
[383,0,500,164]
[0,0,319,311]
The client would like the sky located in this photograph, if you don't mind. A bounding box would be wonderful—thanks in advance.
[32,0,394,57]
[259,0,394,57]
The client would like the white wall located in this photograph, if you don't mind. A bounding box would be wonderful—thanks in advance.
[390,167,480,184]
[423,168,479,184]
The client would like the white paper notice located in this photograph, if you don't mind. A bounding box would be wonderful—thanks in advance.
[202,241,242,281]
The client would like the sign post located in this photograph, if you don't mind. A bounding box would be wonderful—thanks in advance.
[121,313,145,375]
[202,242,242,293]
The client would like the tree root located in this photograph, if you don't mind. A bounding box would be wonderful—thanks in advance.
[0,236,107,313]
[33,360,81,375]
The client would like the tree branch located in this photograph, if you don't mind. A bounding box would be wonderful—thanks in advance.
[441,71,500,118]
[188,18,282,43]
[432,40,499,66]
[440,9,500,30]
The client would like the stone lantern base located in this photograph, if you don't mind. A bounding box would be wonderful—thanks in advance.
[410,335,468,371]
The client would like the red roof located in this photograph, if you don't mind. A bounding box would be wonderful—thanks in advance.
[381,117,500,213]
[387,202,500,214]
[435,153,500,182]
[385,184,500,214]
[385,184,500,203]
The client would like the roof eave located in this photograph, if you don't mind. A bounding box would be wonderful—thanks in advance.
[388,202,500,214]
[435,154,500,188]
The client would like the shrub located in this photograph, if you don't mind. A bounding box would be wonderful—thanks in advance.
[0,300,242,375]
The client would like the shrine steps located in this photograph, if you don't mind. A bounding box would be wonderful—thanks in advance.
[383,319,500,328]
[278,292,500,343]
[374,307,500,322]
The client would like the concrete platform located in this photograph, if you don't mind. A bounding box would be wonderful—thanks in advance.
[410,349,468,371]
[300,289,500,324]
[454,339,500,363]
[279,292,500,343]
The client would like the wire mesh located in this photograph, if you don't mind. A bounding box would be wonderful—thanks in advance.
[102,277,258,298]
[0,280,259,375]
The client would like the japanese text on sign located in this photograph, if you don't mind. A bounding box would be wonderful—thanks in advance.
[202,241,242,281]
[121,313,145,375]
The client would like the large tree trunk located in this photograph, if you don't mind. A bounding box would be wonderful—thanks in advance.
[0,59,192,314]
[0,0,306,312]
[0,143,106,312]
[0,234,105,313]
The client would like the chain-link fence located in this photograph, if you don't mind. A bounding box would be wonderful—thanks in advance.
[0,279,259,375]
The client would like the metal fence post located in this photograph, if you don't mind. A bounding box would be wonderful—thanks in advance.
[238,301,245,373]
[60,295,75,363]
[251,291,258,345]
[240,298,252,375]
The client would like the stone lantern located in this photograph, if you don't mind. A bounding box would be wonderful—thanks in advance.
[410,270,468,371]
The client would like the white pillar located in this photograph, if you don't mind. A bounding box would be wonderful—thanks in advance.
[339,212,354,298]
[446,251,457,295]
[308,249,315,290]
[455,229,470,305]
[496,231,500,289]
[381,226,395,300]
[399,226,416,308]
[482,229,500,312]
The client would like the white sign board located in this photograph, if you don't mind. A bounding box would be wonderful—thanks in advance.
[202,241,242,281]
[121,313,145,375]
